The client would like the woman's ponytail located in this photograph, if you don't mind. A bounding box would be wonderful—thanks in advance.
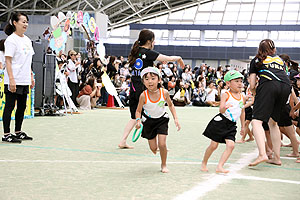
[4,21,15,36]
[255,39,275,67]
[128,40,140,66]
[128,29,155,67]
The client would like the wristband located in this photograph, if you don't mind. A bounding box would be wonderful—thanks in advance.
[136,118,141,121]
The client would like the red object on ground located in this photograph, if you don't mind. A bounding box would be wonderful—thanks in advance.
[107,95,115,107]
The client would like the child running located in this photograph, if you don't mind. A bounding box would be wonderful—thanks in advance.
[201,70,245,173]
[236,76,255,143]
[135,67,181,173]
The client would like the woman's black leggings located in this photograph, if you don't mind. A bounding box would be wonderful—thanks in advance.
[3,92,27,133]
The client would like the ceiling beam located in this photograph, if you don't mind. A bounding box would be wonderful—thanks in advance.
[0,9,50,12]
[46,0,78,16]
[116,0,163,25]
[7,0,14,21]
[0,2,8,9]
[124,0,141,18]
[42,0,53,9]
[97,0,122,12]
[83,0,96,11]
[0,0,31,17]
[162,0,170,9]
[32,0,38,14]
[109,0,211,29]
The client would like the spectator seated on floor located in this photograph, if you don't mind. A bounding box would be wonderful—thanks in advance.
[192,81,207,106]
[173,81,190,106]
[76,77,101,110]
[205,81,220,107]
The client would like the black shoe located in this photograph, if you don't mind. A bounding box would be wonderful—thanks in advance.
[15,131,33,140]
[2,134,22,143]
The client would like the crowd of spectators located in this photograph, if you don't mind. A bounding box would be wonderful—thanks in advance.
[54,50,248,110]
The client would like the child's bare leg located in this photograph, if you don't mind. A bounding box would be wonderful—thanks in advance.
[265,130,273,159]
[201,140,219,172]
[213,102,220,107]
[245,120,254,141]
[246,129,254,141]
[148,137,158,155]
[296,127,300,137]
[216,139,234,173]
[280,127,292,147]
[237,121,250,143]
[118,119,136,149]
[249,119,268,166]
[267,118,282,166]
[158,134,168,173]
[205,101,214,107]
[284,126,299,157]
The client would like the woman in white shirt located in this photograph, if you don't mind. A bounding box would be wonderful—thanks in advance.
[181,66,192,85]
[66,50,80,105]
[2,12,35,143]
[205,81,220,107]
[0,39,5,70]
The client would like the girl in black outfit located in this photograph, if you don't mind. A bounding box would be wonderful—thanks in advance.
[118,29,185,148]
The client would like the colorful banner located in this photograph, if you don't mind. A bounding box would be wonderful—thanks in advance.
[0,73,34,121]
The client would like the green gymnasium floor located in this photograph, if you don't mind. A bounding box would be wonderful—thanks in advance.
[0,107,299,200]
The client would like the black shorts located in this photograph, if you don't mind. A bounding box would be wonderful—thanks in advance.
[4,84,29,95]
[252,81,291,123]
[141,112,169,140]
[245,107,253,121]
[263,121,269,131]
[203,113,237,144]
[278,104,293,127]
[293,116,300,128]
[129,79,144,119]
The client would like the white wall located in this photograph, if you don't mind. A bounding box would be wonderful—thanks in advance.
[228,59,248,72]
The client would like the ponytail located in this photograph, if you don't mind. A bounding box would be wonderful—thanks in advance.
[4,23,14,36]
[128,40,140,67]
[4,12,29,36]
[128,29,155,67]
[255,39,275,67]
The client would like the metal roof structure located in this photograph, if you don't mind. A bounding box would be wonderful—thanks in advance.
[0,0,214,29]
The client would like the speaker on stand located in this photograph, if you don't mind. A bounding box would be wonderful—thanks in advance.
[32,40,58,116]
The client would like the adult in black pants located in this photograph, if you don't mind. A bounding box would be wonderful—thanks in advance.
[2,12,35,143]
[66,50,80,106]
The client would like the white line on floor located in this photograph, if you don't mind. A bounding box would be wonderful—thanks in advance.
[232,174,300,185]
[0,159,225,165]
[173,150,258,200]
[280,156,298,160]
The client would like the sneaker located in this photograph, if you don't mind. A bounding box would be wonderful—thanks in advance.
[15,131,33,140]
[2,134,22,143]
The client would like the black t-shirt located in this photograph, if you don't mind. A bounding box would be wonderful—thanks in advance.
[249,55,290,85]
[130,47,159,82]
[107,63,117,78]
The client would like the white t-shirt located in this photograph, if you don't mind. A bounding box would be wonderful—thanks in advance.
[205,88,218,102]
[67,59,79,83]
[0,51,5,69]
[4,33,34,85]
[163,67,173,77]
